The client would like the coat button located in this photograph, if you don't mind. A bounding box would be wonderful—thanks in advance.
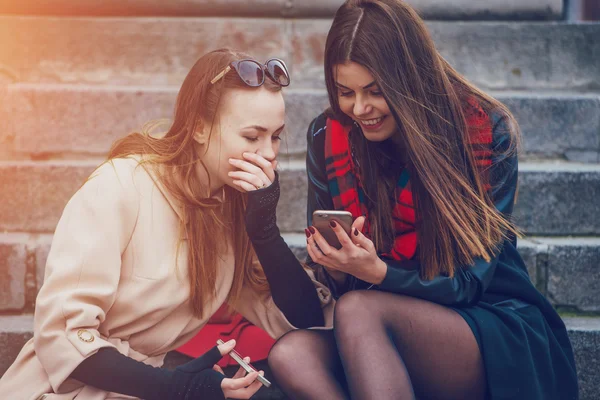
[77,329,95,343]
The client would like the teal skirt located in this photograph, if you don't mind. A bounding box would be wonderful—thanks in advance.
[455,302,578,400]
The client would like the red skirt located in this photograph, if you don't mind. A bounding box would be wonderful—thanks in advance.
[177,306,276,367]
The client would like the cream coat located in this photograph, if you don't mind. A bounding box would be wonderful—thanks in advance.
[0,157,334,400]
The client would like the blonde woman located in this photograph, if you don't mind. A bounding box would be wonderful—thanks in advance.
[0,49,333,400]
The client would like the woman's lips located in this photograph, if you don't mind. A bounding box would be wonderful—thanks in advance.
[357,115,386,131]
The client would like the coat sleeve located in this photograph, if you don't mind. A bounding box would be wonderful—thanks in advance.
[33,158,140,392]
[232,259,334,340]
[377,114,518,306]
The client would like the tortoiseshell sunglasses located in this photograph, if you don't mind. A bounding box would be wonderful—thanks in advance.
[210,58,290,87]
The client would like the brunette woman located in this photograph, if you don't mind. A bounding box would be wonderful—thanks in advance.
[268,1,578,399]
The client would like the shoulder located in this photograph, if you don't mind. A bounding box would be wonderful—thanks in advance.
[463,97,515,155]
[81,157,154,209]
[306,113,352,150]
[306,113,329,158]
[307,113,328,140]
[487,109,516,156]
[91,157,140,180]
[88,157,150,190]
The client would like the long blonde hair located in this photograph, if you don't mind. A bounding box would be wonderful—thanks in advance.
[108,49,277,317]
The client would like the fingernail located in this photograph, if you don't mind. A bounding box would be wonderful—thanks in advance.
[354,228,359,236]
[329,220,337,228]
[226,339,235,345]
[305,228,311,238]
[308,226,316,234]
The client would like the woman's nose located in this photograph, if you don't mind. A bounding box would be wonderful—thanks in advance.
[353,96,373,117]
[256,143,276,161]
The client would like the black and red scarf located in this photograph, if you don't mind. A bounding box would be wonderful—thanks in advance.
[324,98,493,261]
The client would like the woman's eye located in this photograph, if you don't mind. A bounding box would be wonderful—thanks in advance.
[339,91,353,97]
[244,137,259,142]
[272,135,282,142]
[371,91,383,96]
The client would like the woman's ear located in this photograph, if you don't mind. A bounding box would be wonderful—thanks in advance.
[194,124,209,145]
[194,131,207,145]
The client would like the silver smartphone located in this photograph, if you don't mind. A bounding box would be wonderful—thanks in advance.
[216,339,271,387]
[312,210,354,249]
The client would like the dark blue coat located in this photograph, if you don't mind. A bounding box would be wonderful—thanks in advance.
[305,112,579,400]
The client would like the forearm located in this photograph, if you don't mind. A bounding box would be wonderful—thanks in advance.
[251,235,325,328]
[71,347,225,400]
[245,174,325,328]
[376,257,494,306]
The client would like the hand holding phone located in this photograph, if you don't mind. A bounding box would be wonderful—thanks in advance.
[217,339,272,387]
[308,214,386,285]
[312,210,354,249]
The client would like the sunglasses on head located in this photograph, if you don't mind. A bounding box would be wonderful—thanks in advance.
[210,58,290,87]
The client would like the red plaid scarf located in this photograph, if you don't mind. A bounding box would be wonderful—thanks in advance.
[324,98,493,261]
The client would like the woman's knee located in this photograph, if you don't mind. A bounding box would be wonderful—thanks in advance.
[334,290,372,321]
[268,329,329,372]
[333,291,422,341]
[334,290,394,326]
[268,330,303,370]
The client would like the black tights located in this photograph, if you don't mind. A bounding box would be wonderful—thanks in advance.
[269,290,486,400]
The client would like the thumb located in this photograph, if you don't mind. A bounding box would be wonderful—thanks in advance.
[217,339,236,356]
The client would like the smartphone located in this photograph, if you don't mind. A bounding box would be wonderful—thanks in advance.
[312,210,354,249]
[216,339,271,387]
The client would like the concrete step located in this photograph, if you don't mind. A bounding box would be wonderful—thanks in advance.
[1,84,599,162]
[0,0,563,20]
[277,160,600,236]
[1,315,597,399]
[0,160,598,235]
[513,162,600,235]
[292,20,600,91]
[561,317,600,400]
[0,17,597,90]
[2,230,598,313]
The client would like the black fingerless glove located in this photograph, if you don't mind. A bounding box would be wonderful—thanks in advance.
[245,171,281,244]
[164,346,226,400]
[71,346,226,400]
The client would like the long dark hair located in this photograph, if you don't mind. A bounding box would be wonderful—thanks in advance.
[107,49,277,317]
[324,0,521,279]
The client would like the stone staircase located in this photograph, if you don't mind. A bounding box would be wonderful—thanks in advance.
[0,0,598,399]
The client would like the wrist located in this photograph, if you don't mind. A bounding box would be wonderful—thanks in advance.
[371,258,387,285]
[244,174,280,243]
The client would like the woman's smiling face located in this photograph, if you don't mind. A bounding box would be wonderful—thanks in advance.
[334,61,397,142]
